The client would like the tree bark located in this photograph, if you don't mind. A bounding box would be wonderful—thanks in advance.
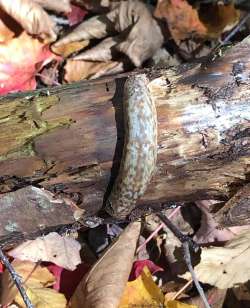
[0,36,249,240]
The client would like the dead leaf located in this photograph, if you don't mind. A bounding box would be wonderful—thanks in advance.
[34,0,71,13]
[67,4,87,26]
[8,232,81,271]
[114,0,164,67]
[0,0,56,42]
[1,259,67,308]
[0,31,58,94]
[154,0,207,42]
[166,300,198,308]
[55,0,164,67]
[119,266,165,307]
[194,200,236,244]
[73,0,111,13]
[198,3,240,39]
[52,40,89,58]
[73,36,120,61]
[0,9,15,43]
[182,230,250,289]
[120,266,196,308]
[16,287,67,308]
[70,221,141,308]
[64,59,124,82]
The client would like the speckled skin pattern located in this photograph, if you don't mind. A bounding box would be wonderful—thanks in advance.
[106,74,157,218]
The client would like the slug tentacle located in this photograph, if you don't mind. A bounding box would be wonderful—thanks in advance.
[106,74,158,219]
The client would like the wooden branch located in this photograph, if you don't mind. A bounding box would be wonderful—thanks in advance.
[0,36,250,244]
[214,183,250,227]
[0,186,76,248]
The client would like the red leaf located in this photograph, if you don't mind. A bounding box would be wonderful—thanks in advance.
[47,263,89,300]
[0,261,3,273]
[0,31,60,95]
[67,4,87,26]
[129,260,163,281]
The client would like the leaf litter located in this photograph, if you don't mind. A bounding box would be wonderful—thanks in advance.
[0,1,250,307]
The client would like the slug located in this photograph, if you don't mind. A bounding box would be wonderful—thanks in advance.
[106,74,158,219]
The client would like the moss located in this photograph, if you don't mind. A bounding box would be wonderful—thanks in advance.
[0,95,72,161]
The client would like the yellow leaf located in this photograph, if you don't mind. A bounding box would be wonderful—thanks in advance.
[119,266,164,307]
[166,300,198,308]
[1,260,66,308]
[15,287,67,308]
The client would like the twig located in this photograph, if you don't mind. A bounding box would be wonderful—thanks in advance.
[171,279,193,300]
[157,212,199,252]
[0,247,34,308]
[136,206,181,253]
[182,241,211,308]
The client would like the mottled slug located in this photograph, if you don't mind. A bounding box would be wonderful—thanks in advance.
[106,74,158,219]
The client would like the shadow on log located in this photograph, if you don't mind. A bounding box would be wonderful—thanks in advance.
[0,36,249,246]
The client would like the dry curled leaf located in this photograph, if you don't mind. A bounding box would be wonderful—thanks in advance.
[182,231,250,289]
[55,0,164,68]
[70,221,141,308]
[34,0,71,13]
[154,0,207,42]
[1,260,66,307]
[52,40,89,58]
[199,3,240,39]
[74,36,120,61]
[64,59,124,82]
[8,232,81,271]
[0,0,56,42]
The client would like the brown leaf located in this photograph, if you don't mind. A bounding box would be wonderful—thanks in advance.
[113,0,164,67]
[64,59,124,82]
[1,260,56,305]
[53,14,111,47]
[198,3,240,39]
[34,0,71,13]
[154,0,207,42]
[73,36,120,61]
[182,231,250,289]
[8,232,81,271]
[55,0,164,67]
[70,221,141,308]
[0,0,56,42]
[52,40,90,58]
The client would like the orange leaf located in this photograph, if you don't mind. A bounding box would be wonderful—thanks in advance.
[154,0,207,42]
[198,3,240,38]
[0,31,59,94]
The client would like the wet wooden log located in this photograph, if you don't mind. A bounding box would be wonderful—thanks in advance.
[0,36,249,244]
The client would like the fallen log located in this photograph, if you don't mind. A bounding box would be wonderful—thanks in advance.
[214,183,250,227]
[0,36,249,244]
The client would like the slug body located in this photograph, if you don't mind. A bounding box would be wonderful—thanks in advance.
[106,74,158,219]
